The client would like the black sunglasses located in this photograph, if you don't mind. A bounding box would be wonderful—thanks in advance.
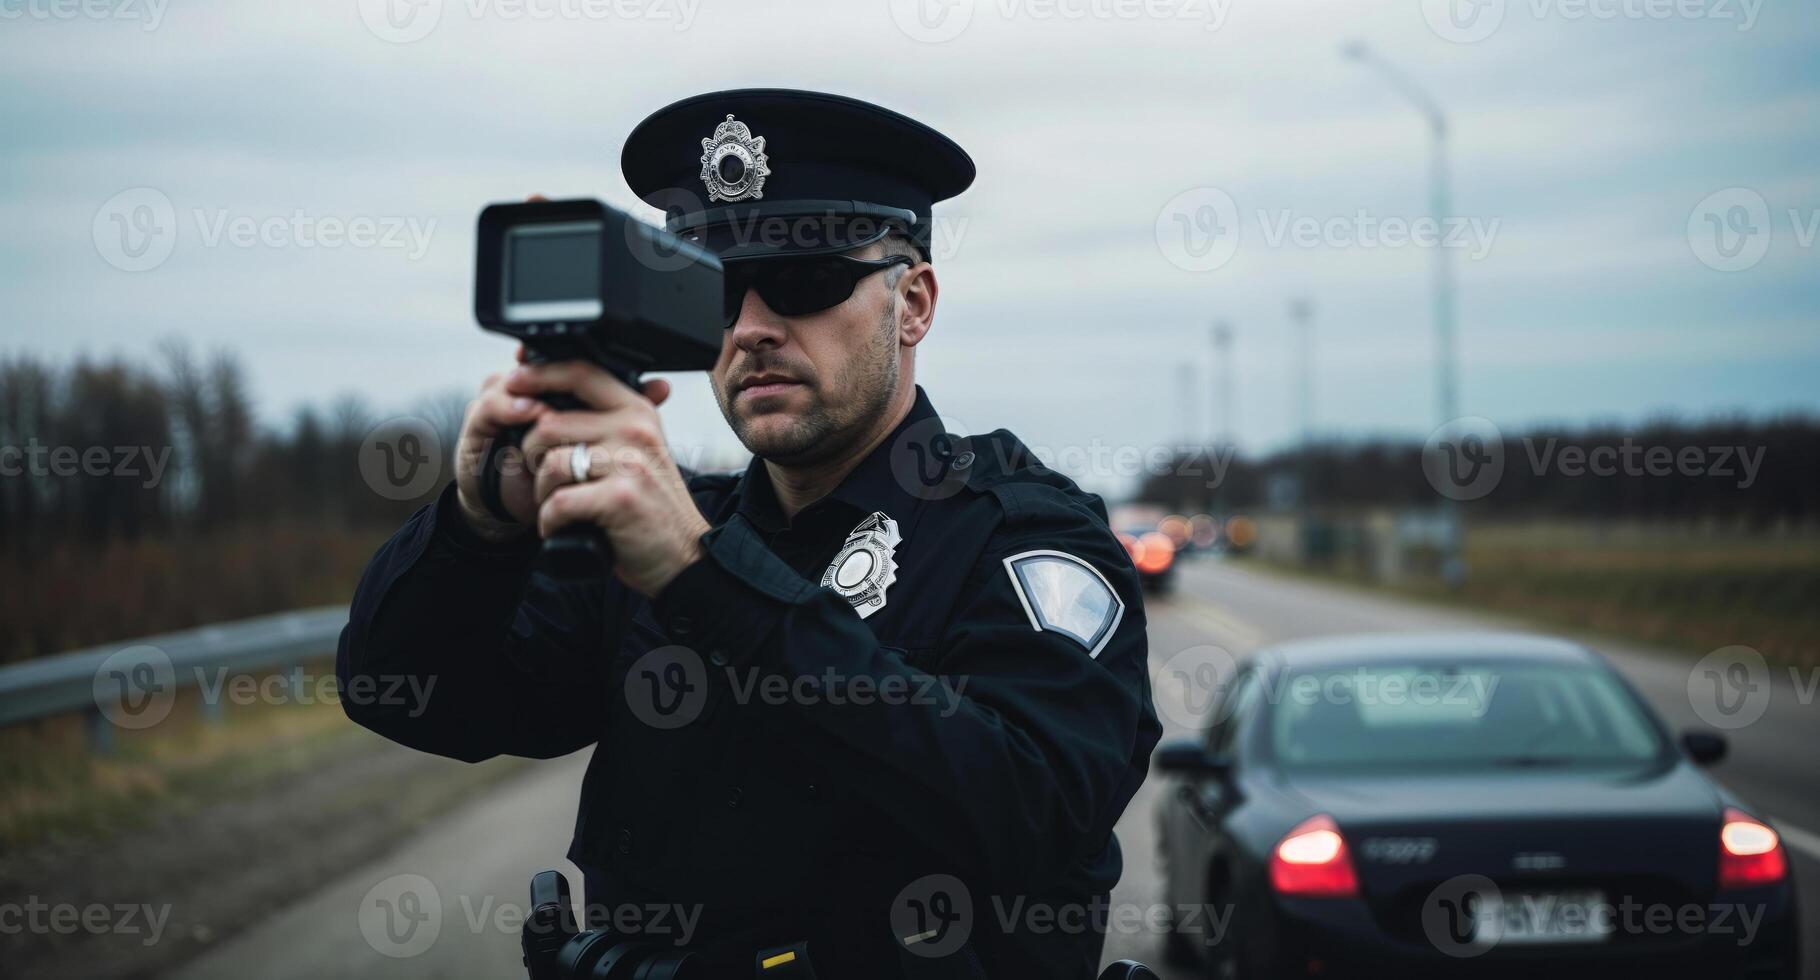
[723,254,913,327]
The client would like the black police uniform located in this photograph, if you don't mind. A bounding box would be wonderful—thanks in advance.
[337,91,1161,979]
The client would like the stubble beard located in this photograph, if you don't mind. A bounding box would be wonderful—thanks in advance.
[720,300,901,465]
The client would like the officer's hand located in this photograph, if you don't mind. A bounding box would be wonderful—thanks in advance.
[451,192,554,542]
[507,361,710,597]
[453,356,549,543]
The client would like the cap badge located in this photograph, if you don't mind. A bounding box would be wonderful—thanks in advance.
[699,114,771,203]
[822,512,902,620]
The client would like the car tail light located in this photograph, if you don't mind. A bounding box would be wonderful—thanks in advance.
[1270,814,1359,898]
[1130,532,1175,575]
[1719,808,1787,889]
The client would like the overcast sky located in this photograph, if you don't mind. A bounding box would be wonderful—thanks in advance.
[2,0,1816,496]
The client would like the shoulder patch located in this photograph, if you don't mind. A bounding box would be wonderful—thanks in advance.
[1002,550,1125,659]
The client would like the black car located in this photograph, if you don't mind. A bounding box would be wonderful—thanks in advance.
[1154,633,1799,979]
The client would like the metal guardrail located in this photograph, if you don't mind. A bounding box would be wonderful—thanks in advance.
[0,607,349,738]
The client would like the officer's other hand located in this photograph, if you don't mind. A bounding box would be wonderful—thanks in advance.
[453,355,549,542]
[508,361,709,597]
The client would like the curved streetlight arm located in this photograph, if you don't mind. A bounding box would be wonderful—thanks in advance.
[1342,41,1447,136]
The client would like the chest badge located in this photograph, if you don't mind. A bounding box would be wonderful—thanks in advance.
[821,512,902,620]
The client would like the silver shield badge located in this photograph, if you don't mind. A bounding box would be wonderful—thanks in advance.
[822,512,902,620]
[1003,550,1125,659]
[699,114,771,203]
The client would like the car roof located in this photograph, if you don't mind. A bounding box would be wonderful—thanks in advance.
[1244,631,1603,671]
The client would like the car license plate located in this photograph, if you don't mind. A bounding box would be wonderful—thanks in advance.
[1473,890,1611,945]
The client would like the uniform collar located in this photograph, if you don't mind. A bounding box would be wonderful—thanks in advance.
[735,385,944,537]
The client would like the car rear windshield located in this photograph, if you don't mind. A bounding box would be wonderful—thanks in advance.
[1268,662,1667,769]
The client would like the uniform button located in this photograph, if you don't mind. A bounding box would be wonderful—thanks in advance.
[951,451,975,471]
[709,649,729,667]
[726,786,743,809]
[616,828,633,855]
[670,616,693,637]
[806,783,820,800]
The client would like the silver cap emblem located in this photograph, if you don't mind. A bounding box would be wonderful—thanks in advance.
[822,512,902,620]
[699,114,770,203]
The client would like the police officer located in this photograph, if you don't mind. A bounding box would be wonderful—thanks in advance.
[338,89,1160,979]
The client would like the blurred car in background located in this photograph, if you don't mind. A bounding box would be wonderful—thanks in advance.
[1113,505,1179,593]
[1118,526,1178,593]
[1153,633,1799,979]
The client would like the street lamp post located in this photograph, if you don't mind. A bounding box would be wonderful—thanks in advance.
[1288,298,1315,562]
[1344,41,1465,584]
[1210,320,1233,448]
[1209,321,1234,513]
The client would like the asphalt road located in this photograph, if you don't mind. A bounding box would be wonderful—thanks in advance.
[170,558,1820,979]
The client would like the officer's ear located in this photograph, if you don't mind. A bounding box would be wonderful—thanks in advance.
[896,261,937,349]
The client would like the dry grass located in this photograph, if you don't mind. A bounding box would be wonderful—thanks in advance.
[0,658,360,851]
[1281,520,1820,669]
[0,523,393,663]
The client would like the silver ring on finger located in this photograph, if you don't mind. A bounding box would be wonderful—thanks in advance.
[569,443,593,484]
